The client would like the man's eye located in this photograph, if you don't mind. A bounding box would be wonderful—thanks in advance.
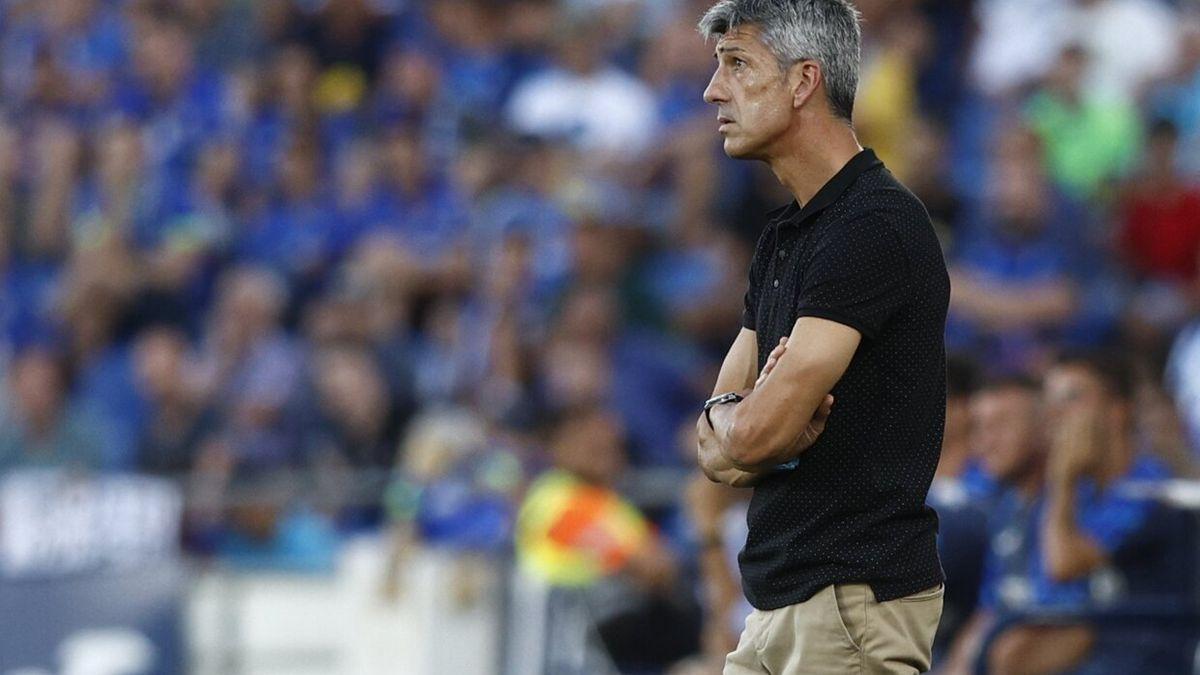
[733,58,746,68]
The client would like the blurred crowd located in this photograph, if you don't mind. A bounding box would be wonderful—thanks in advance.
[1,0,1200,672]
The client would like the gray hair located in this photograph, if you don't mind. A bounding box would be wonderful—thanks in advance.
[698,0,862,121]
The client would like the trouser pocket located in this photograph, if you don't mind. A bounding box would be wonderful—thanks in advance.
[831,583,867,653]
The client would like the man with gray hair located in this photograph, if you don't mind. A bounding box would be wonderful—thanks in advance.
[694,1,950,672]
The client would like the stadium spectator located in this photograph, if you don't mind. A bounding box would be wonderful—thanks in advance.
[516,406,676,587]
[386,408,519,560]
[124,140,236,333]
[506,12,659,157]
[1119,118,1200,356]
[947,124,1086,374]
[938,375,1050,675]
[515,406,693,669]
[0,346,111,472]
[1148,16,1200,176]
[854,6,929,180]
[131,324,213,475]
[301,343,404,470]
[1024,44,1142,199]
[236,139,335,299]
[928,356,991,657]
[194,266,302,476]
[374,125,469,275]
[115,8,225,191]
[943,353,1172,674]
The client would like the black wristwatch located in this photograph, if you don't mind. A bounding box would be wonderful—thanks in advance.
[703,391,744,429]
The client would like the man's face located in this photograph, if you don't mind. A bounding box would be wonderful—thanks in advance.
[12,351,64,423]
[970,388,1041,482]
[1043,365,1107,422]
[703,25,796,160]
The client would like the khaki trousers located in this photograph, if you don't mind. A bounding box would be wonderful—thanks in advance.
[724,583,943,674]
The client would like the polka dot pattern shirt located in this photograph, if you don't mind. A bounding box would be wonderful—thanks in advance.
[738,148,950,609]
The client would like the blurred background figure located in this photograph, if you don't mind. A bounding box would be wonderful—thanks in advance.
[0,346,110,471]
[0,1,1197,673]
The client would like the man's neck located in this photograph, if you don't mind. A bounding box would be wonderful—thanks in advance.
[765,120,863,206]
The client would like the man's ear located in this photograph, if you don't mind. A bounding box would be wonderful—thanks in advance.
[788,60,822,110]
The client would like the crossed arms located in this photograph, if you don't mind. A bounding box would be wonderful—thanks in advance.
[698,316,860,487]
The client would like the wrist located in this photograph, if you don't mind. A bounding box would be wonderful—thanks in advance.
[703,391,743,432]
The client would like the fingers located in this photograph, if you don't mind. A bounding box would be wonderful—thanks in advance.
[767,337,787,358]
[770,336,788,357]
[756,337,789,387]
[813,394,834,418]
[811,395,835,431]
[765,343,786,365]
[806,391,835,432]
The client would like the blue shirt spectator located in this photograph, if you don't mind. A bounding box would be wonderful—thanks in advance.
[947,147,1101,372]
[978,453,1170,612]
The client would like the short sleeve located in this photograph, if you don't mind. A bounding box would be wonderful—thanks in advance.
[741,287,757,330]
[742,227,772,330]
[1078,457,1171,554]
[795,214,910,339]
[1079,491,1155,555]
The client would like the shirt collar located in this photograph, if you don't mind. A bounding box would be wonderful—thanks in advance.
[769,148,883,229]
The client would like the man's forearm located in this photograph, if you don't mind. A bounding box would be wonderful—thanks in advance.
[708,396,804,471]
[1043,478,1105,581]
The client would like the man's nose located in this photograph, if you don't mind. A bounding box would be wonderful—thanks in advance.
[703,71,726,105]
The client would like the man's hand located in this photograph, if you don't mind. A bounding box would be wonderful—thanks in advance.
[697,409,761,486]
[1048,406,1104,486]
[755,336,789,388]
[787,393,834,457]
[697,338,787,486]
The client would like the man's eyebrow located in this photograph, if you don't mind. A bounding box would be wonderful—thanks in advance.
[714,45,749,58]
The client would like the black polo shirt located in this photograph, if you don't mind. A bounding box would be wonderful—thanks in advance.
[738,148,950,609]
